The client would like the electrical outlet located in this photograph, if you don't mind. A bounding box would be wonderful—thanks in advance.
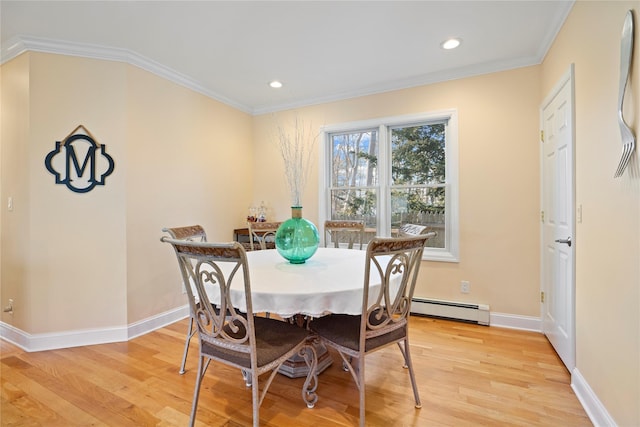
[460,281,470,294]
[3,299,14,314]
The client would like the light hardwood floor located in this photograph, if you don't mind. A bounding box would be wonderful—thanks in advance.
[1,316,592,426]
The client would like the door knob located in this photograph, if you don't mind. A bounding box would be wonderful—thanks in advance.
[555,237,572,247]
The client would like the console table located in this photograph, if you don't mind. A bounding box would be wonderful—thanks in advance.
[233,227,251,244]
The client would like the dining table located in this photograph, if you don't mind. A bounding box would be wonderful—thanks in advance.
[203,246,398,378]
[244,247,376,317]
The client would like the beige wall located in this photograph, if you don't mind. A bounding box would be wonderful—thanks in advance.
[253,65,542,316]
[124,65,253,322]
[0,52,253,333]
[1,54,30,330]
[542,2,640,425]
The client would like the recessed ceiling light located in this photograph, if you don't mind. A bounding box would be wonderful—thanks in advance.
[441,38,461,50]
[269,80,283,88]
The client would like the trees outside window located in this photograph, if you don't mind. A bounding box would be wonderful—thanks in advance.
[329,128,378,226]
[321,111,458,262]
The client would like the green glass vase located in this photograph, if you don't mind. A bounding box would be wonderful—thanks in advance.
[275,207,319,264]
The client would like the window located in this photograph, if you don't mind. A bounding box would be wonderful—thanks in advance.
[320,111,459,262]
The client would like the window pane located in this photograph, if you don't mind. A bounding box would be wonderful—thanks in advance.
[391,187,445,248]
[391,123,445,185]
[331,130,378,188]
[330,188,377,229]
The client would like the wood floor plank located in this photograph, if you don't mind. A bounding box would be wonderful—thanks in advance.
[1,360,107,426]
[1,316,592,426]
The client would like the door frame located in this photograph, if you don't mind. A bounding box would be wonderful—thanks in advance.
[539,64,576,371]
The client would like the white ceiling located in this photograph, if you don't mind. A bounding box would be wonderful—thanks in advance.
[1,1,574,115]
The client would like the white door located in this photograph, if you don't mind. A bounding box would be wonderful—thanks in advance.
[541,65,575,371]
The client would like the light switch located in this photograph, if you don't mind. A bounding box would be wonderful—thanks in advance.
[7,197,13,211]
[577,204,582,223]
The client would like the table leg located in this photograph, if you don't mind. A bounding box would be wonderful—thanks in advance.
[278,340,332,378]
[278,315,333,378]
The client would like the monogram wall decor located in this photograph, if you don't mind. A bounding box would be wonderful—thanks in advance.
[45,125,115,193]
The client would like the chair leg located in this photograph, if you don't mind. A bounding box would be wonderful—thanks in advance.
[241,369,252,387]
[358,359,365,427]
[189,355,206,427]
[401,338,422,408]
[397,341,409,369]
[342,356,351,371]
[180,317,195,374]
[251,371,260,427]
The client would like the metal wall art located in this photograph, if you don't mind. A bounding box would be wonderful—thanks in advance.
[614,10,636,178]
[45,125,115,193]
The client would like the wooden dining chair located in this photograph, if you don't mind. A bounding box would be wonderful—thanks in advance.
[160,237,318,427]
[324,219,365,250]
[247,221,282,250]
[161,225,208,375]
[310,234,428,427]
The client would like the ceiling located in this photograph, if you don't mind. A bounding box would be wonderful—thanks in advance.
[1,1,574,115]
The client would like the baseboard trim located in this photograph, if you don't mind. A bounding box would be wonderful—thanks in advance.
[571,367,617,427]
[0,321,128,352]
[409,298,544,332]
[0,305,189,352]
[489,312,542,332]
[127,305,189,340]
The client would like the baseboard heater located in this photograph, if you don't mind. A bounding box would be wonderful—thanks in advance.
[411,298,490,325]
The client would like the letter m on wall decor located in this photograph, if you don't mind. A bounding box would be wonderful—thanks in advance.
[45,126,115,193]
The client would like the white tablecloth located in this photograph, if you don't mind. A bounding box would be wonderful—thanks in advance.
[203,247,390,318]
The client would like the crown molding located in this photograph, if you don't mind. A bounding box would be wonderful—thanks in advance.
[536,1,574,62]
[1,35,544,117]
[0,35,253,115]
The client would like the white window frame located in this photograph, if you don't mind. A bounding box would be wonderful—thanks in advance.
[318,110,459,262]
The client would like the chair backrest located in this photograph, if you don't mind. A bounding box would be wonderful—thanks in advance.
[162,225,208,301]
[397,223,437,245]
[161,237,257,359]
[397,223,429,236]
[162,225,207,242]
[324,220,365,249]
[361,235,428,340]
[247,221,282,250]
